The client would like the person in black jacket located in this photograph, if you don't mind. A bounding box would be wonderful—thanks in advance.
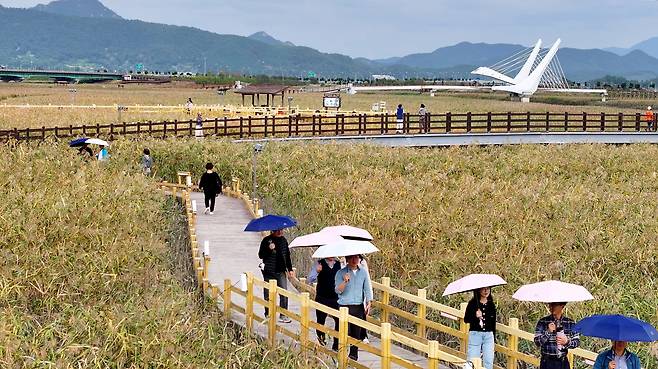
[198,163,222,215]
[258,229,294,323]
[307,257,341,350]
[464,287,496,369]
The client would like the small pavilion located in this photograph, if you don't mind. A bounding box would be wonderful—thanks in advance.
[236,84,289,107]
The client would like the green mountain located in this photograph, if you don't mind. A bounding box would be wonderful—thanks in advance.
[32,0,122,19]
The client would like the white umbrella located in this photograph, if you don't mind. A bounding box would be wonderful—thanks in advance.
[442,274,507,296]
[321,225,373,241]
[289,231,343,248]
[85,138,110,146]
[512,280,594,303]
[312,239,379,259]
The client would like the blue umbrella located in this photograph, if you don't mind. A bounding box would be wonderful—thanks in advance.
[575,314,658,342]
[69,137,90,147]
[244,215,297,232]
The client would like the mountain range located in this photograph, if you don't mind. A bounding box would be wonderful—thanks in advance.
[3,0,658,82]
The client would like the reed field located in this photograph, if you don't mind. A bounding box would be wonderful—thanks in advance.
[0,143,312,368]
[112,138,658,366]
[0,82,653,130]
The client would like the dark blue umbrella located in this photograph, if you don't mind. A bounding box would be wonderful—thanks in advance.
[244,215,297,232]
[575,314,658,342]
[69,137,90,147]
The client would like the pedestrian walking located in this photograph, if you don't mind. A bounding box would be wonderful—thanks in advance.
[534,302,580,369]
[334,254,373,362]
[198,163,222,215]
[593,341,641,369]
[307,257,341,351]
[418,104,428,133]
[141,148,153,175]
[396,104,404,133]
[645,106,654,131]
[97,145,109,161]
[258,229,294,323]
[465,287,497,369]
[186,97,194,114]
[195,112,204,138]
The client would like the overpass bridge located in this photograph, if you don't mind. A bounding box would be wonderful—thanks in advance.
[0,68,124,83]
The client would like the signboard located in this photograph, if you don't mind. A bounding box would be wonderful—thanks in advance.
[307,71,317,78]
[323,95,341,109]
[135,63,144,72]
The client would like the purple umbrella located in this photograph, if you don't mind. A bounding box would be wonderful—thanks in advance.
[512,280,593,303]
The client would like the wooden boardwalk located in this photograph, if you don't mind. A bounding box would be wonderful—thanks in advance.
[191,191,433,369]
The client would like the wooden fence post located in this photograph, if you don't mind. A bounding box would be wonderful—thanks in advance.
[336,115,341,135]
[380,322,392,369]
[338,307,349,369]
[41,126,46,139]
[300,292,310,355]
[248,116,253,137]
[264,116,268,137]
[545,111,550,131]
[618,113,624,131]
[507,318,519,369]
[466,112,472,132]
[381,277,391,323]
[582,112,587,131]
[223,279,232,319]
[428,341,440,369]
[635,113,641,131]
[246,272,254,332]
[487,112,492,132]
[417,288,427,338]
[506,112,512,132]
[600,112,606,131]
[459,302,469,353]
[318,115,323,135]
[446,112,452,133]
[564,112,569,131]
[567,351,575,369]
[267,279,277,347]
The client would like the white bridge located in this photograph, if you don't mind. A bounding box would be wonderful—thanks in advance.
[348,39,607,102]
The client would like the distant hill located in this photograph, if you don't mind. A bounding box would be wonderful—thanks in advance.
[630,37,658,59]
[3,3,658,81]
[248,32,295,47]
[32,0,122,19]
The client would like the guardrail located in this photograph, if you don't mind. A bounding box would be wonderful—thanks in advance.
[2,111,656,142]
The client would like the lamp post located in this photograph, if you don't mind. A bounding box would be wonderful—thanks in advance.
[252,143,263,201]
[68,88,77,105]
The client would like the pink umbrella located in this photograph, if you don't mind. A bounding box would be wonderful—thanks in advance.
[512,280,594,303]
[321,225,373,241]
[442,274,507,297]
[289,231,343,248]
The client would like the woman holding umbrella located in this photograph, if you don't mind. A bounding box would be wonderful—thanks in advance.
[575,314,657,369]
[464,287,497,369]
[443,274,505,369]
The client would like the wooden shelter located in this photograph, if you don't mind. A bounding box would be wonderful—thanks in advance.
[236,84,290,106]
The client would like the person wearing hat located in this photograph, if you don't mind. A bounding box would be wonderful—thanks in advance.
[645,106,654,131]
[534,302,580,369]
[593,340,641,369]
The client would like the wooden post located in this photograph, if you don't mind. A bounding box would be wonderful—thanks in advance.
[336,115,340,135]
[471,358,484,369]
[211,286,219,299]
[248,116,253,137]
[618,113,624,131]
[41,126,46,139]
[564,112,569,131]
[507,318,519,369]
[300,292,311,355]
[381,277,391,323]
[635,113,641,131]
[428,341,440,369]
[380,322,392,369]
[223,279,232,319]
[507,112,512,132]
[526,111,531,131]
[459,302,469,353]
[600,112,606,131]
[582,112,587,131]
[264,116,268,137]
[417,288,427,338]
[487,112,492,132]
[466,112,472,132]
[268,279,277,347]
[567,351,575,369]
[545,111,550,131]
[338,307,349,369]
[246,272,254,332]
[446,112,452,133]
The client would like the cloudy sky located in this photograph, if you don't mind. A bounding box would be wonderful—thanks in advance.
[2,0,658,58]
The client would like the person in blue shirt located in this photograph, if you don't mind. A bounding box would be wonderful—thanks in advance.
[396,104,404,133]
[334,254,373,362]
[593,341,641,369]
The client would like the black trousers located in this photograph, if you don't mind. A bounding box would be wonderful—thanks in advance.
[340,304,366,361]
[316,295,339,350]
[262,271,288,317]
[540,356,570,369]
[204,191,216,212]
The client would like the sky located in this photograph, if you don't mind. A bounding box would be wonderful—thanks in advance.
[2,0,658,59]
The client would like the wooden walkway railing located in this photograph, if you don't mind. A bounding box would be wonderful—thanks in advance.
[3,111,657,141]
[158,177,600,369]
